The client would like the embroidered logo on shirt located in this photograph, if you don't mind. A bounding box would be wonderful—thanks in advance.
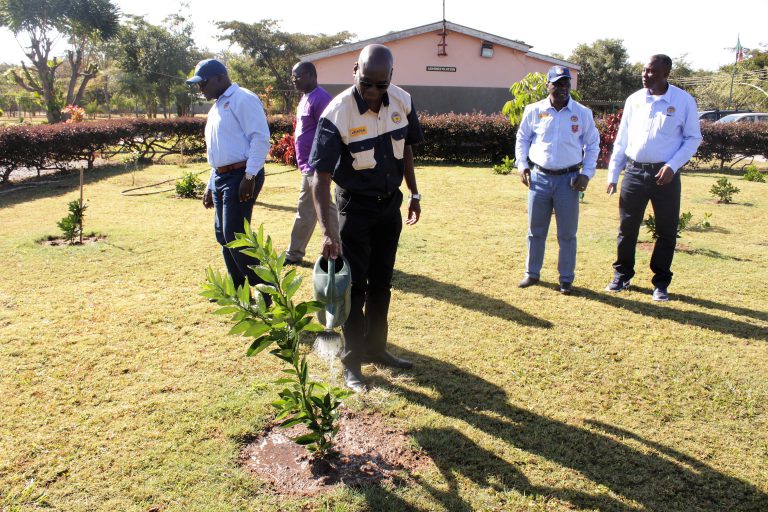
[350,126,368,137]
[391,112,402,123]
[571,125,579,133]
[571,116,578,122]
[667,106,676,115]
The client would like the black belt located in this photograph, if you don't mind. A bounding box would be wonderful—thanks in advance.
[533,163,580,175]
[342,189,396,202]
[627,158,664,171]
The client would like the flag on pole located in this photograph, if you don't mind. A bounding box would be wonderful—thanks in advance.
[736,36,744,62]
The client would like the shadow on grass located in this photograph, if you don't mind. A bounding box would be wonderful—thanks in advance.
[363,351,767,511]
[0,163,151,208]
[392,269,552,328]
[254,201,296,213]
[578,287,767,341]
[677,246,748,261]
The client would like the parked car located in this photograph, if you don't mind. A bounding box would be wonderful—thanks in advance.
[698,109,752,122]
[715,113,768,124]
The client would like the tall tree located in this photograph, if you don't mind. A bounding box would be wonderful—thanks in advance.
[113,15,200,117]
[217,19,353,113]
[569,39,638,103]
[0,0,119,122]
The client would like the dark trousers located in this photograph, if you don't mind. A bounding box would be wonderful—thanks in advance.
[212,169,266,289]
[336,189,403,365]
[613,165,681,288]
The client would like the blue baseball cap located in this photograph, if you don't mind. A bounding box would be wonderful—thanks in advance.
[186,59,228,84]
[547,66,571,83]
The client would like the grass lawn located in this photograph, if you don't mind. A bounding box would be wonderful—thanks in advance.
[1,161,767,511]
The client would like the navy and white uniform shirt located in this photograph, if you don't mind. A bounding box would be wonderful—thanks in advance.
[309,85,423,197]
[607,84,702,183]
[515,97,600,178]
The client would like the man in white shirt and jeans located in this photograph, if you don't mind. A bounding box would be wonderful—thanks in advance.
[605,55,702,301]
[186,59,271,297]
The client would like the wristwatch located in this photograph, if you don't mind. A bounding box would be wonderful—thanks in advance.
[410,193,421,200]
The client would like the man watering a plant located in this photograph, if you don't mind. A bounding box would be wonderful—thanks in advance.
[186,59,271,299]
[309,44,423,392]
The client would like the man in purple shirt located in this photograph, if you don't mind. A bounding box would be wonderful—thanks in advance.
[285,61,339,265]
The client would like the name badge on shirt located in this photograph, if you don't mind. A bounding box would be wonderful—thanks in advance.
[538,112,550,119]
[350,126,368,137]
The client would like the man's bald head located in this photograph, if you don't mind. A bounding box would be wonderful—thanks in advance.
[353,44,394,112]
[358,44,393,75]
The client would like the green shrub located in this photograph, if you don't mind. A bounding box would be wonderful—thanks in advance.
[57,199,87,244]
[201,221,352,458]
[743,165,765,182]
[698,212,713,229]
[645,211,692,240]
[710,177,740,203]
[175,172,206,198]
[492,155,515,175]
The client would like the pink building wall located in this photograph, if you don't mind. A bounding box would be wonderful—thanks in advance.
[312,31,579,89]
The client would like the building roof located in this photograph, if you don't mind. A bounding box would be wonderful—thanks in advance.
[300,20,580,70]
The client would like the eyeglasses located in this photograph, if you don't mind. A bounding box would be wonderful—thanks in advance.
[358,79,389,90]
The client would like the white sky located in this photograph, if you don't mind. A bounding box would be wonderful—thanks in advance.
[1,0,765,72]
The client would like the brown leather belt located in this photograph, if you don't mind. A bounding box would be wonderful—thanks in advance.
[216,160,247,173]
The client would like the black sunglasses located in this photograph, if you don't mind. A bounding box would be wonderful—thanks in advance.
[358,79,389,90]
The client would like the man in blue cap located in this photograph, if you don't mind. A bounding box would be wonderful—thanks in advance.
[186,59,271,295]
[515,65,600,295]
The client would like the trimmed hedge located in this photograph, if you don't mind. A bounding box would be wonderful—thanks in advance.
[697,122,768,169]
[3,114,768,184]
[414,112,516,163]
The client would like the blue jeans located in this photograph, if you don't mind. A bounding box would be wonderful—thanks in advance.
[212,169,265,289]
[526,171,580,283]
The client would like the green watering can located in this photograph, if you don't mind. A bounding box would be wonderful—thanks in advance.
[312,256,352,329]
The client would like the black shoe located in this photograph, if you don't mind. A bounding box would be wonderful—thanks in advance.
[343,364,368,393]
[284,258,301,266]
[362,351,414,369]
[652,287,670,302]
[518,276,539,288]
[559,282,573,295]
[605,277,631,292]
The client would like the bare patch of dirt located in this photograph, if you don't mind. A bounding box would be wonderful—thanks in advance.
[239,410,432,496]
[637,241,693,252]
[38,234,107,246]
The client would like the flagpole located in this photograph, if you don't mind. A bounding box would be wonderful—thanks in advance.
[728,35,740,109]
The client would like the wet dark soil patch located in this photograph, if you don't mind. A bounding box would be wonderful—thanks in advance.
[239,410,432,496]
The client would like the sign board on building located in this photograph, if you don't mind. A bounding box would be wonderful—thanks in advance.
[426,66,457,72]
